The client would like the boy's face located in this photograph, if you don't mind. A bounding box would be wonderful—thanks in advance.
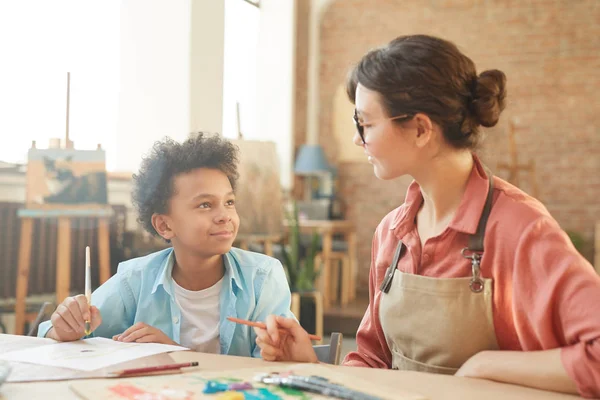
[163,168,240,257]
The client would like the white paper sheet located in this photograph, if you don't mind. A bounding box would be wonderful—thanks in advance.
[0,337,189,371]
[0,334,56,354]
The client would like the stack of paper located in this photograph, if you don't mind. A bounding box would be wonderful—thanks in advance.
[0,337,188,371]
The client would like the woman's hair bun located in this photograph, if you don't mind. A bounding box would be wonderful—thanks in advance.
[471,69,507,127]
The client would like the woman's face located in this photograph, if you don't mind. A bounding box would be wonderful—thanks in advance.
[353,83,422,180]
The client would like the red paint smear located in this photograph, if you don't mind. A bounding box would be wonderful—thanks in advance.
[109,383,149,399]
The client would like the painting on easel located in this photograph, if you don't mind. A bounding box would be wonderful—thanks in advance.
[25,145,108,208]
[25,72,108,209]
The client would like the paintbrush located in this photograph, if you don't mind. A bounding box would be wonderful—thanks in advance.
[84,246,91,336]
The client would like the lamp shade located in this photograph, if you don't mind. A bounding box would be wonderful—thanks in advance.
[294,144,331,175]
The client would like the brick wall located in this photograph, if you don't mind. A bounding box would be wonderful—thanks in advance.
[311,0,600,292]
[293,0,310,199]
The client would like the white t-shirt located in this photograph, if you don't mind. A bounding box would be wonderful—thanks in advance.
[172,277,223,353]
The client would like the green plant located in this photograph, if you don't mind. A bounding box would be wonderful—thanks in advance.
[280,201,321,292]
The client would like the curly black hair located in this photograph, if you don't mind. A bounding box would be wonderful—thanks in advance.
[132,132,240,237]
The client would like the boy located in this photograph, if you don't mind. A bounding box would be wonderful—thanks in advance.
[38,133,294,357]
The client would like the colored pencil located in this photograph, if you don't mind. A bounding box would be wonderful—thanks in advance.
[227,317,322,341]
[110,361,199,377]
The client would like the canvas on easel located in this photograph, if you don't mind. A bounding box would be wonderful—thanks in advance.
[232,139,284,237]
[25,145,108,209]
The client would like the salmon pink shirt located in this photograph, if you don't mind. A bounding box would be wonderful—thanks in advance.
[344,156,600,398]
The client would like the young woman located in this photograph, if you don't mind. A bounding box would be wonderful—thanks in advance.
[253,35,600,397]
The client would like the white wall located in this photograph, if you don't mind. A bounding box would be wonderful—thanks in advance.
[190,0,225,135]
[116,0,192,173]
[222,0,260,140]
[256,0,296,189]
[117,0,227,174]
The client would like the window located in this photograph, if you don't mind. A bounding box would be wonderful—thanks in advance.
[222,0,259,140]
[0,0,120,170]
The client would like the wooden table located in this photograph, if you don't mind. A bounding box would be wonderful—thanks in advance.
[285,219,358,308]
[0,334,581,400]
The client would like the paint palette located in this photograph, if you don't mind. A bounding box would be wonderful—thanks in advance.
[69,363,424,400]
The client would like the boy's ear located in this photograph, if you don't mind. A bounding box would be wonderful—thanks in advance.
[151,213,175,241]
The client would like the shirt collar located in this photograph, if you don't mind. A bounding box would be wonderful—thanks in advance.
[390,154,492,237]
[223,251,244,293]
[151,249,175,295]
[151,248,244,295]
[447,154,491,235]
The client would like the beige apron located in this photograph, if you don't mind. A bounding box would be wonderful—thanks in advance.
[378,171,499,374]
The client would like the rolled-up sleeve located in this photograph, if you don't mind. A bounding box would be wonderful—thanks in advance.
[512,217,600,398]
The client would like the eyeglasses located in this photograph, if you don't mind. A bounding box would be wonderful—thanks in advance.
[353,109,413,144]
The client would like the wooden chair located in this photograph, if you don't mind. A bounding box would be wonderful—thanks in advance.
[313,332,344,365]
[314,251,354,307]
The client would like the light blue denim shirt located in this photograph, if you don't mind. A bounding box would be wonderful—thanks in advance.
[38,247,295,358]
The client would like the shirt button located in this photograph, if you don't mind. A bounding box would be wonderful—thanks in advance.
[423,253,431,262]
[173,317,179,324]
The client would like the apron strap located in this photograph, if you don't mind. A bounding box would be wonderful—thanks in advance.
[462,166,495,292]
[467,166,495,252]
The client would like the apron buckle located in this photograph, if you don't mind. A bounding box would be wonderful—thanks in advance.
[469,278,484,293]
[462,248,485,293]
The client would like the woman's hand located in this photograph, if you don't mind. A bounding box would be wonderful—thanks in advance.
[47,295,102,342]
[254,315,318,363]
[113,322,177,345]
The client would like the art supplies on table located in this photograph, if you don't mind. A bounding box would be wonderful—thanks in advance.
[255,372,383,400]
[68,363,426,399]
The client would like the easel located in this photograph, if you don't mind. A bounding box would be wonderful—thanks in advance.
[496,120,540,198]
[13,72,113,335]
[14,207,113,335]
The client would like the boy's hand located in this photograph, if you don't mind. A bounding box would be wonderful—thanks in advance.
[113,322,178,345]
[254,315,318,363]
[47,295,102,342]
